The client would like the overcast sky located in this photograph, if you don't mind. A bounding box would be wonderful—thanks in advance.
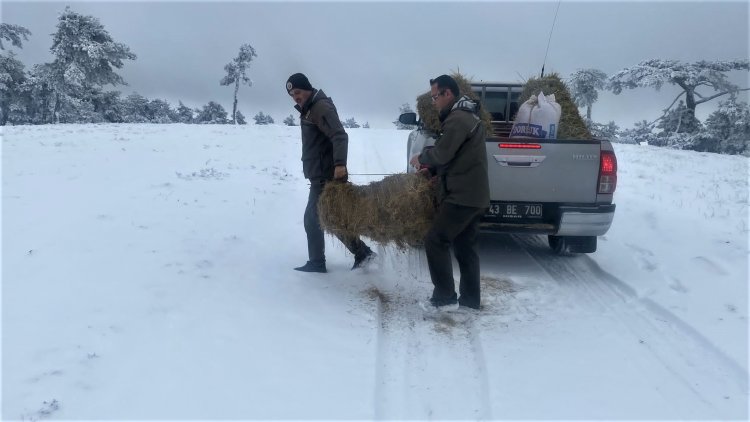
[4,0,749,128]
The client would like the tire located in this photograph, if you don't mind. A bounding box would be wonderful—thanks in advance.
[548,235,597,255]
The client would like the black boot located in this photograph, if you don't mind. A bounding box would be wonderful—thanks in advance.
[351,249,376,270]
[294,260,327,273]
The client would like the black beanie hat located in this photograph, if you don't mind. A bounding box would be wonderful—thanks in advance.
[286,73,313,92]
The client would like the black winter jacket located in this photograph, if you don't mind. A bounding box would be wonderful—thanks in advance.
[294,89,348,181]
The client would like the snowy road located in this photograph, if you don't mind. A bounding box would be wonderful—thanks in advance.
[361,233,747,420]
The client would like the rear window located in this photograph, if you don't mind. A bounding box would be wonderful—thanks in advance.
[472,86,522,122]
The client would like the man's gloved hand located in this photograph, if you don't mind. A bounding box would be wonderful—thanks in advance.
[334,165,348,181]
[409,154,421,170]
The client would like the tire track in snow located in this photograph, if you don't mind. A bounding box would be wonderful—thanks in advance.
[367,252,492,420]
[514,234,748,416]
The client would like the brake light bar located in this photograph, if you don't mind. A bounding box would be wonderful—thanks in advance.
[499,143,542,149]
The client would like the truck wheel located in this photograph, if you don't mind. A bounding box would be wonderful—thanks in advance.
[548,235,597,255]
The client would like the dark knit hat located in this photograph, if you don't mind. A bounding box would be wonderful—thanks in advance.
[286,73,313,92]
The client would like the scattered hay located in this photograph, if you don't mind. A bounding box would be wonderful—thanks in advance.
[415,72,493,135]
[318,173,436,249]
[518,73,592,140]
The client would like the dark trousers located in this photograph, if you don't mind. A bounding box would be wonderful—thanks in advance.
[304,180,370,263]
[425,202,485,308]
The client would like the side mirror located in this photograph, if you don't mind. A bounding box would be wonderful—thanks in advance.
[398,112,418,126]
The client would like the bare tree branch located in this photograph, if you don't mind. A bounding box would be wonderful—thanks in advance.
[663,91,686,113]
[695,88,750,105]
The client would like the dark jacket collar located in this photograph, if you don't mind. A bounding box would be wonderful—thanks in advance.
[294,89,325,114]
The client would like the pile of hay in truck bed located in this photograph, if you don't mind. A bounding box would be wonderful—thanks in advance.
[318,173,436,248]
[518,73,593,140]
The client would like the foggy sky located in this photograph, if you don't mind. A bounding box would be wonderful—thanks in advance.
[4,0,749,128]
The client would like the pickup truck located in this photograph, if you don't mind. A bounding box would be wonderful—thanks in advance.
[399,82,617,254]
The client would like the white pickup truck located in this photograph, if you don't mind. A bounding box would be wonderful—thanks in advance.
[399,82,617,254]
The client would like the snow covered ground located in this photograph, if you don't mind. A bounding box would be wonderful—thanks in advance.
[2,124,748,420]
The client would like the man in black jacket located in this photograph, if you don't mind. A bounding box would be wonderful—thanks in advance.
[410,75,490,310]
[287,73,374,273]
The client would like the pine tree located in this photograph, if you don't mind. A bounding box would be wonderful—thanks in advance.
[619,120,657,145]
[235,110,246,125]
[20,64,57,124]
[342,117,359,128]
[177,101,194,123]
[705,97,750,155]
[657,101,702,135]
[0,52,26,125]
[363,122,370,128]
[609,59,749,132]
[220,44,257,124]
[47,7,136,123]
[195,101,228,124]
[149,99,176,123]
[89,88,123,122]
[122,92,150,122]
[586,120,619,141]
[568,69,607,120]
[253,111,274,125]
[283,114,297,126]
[0,23,31,125]
[0,23,32,50]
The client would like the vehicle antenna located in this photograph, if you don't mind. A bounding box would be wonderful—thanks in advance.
[541,0,562,78]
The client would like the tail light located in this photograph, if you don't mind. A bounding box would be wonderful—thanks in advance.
[598,151,617,194]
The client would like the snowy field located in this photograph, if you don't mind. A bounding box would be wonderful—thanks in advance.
[2,124,748,420]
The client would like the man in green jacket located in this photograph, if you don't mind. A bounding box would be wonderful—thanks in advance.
[409,74,489,310]
[287,73,374,273]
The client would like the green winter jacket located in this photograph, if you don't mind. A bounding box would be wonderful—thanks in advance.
[418,96,490,208]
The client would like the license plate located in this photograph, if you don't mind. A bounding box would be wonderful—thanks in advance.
[486,202,543,219]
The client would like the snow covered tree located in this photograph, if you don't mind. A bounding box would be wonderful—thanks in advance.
[87,88,123,122]
[235,110,247,125]
[0,23,32,50]
[568,68,607,121]
[342,117,360,128]
[0,23,31,125]
[363,122,370,128]
[656,101,702,135]
[122,92,150,122]
[283,114,297,126]
[0,52,27,125]
[704,97,750,155]
[17,63,57,124]
[196,101,228,124]
[48,7,136,122]
[587,120,619,141]
[220,44,257,125]
[253,111,274,125]
[619,120,658,145]
[176,101,194,123]
[609,59,749,132]
[149,99,177,123]
[393,103,416,129]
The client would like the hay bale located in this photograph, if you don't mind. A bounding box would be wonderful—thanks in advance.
[518,73,592,139]
[415,72,492,135]
[318,173,436,248]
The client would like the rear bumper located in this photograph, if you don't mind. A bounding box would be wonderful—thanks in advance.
[555,204,616,236]
[479,203,615,236]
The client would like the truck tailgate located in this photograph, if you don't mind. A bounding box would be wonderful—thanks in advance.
[486,139,601,203]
